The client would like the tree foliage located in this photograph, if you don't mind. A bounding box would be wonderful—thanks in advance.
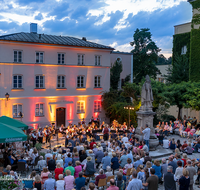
[157,54,172,65]
[165,53,189,84]
[130,28,161,84]
[110,60,122,90]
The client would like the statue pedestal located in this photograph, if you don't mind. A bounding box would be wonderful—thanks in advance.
[135,110,159,150]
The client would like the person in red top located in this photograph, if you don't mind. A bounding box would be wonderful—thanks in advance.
[55,163,64,180]
[95,169,106,186]
[181,140,188,150]
[90,139,96,150]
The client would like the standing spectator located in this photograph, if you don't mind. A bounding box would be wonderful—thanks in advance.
[41,167,50,184]
[95,147,104,169]
[85,157,95,176]
[179,169,190,190]
[55,163,64,180]
[72,152,79,167]
[161,158,168,176]
[152,159,162,181]
[64,153,72,168]
[119,151,128,168]
[56,154,64,168]
[64,170,74,190]
[143,168,158,190]
[74,161,82,178]
[127,171,143,190]
[175,160,184,189]
[43,173,56,190]
[48,156,56,172]
[164,166,176,190]
[75,171,86,190]
[186,160,196,190]
[140,124,151,150]
[107,179,119,190]
[56,174,65,190]
[168,156,177,174]
[64,162,75,176]
[102,152,111,171]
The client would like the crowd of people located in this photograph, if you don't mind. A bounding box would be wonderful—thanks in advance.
[0,118,200,190]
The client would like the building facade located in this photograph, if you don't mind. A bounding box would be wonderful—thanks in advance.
[0,24,114,127]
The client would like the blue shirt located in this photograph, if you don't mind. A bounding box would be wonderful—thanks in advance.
[8,156,14,165]
[95,151,104,163]
[18,159,27,164]
[134,160,143,170]
[75,177,86,190]
[127,178,143,190]
[152,165,162,179]
[120,155,128,168]
[64,157,72,168]
[101,156,111,170]
[44,178,56,190]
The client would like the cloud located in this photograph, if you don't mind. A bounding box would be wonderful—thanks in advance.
[34,13,44,20]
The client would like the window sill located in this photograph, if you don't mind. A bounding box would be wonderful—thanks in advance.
[57,64,66,65]
[77,112,85,114]
[13,116,23,118]
[76,88,86,90]
[77,64,85,66]
[94,111,101,113]
[34,88,46,91]
[94,87,102,90]
[13,62,23,63]
[56,88,67,90]
[35,115,45,117]
[11,88,24,91]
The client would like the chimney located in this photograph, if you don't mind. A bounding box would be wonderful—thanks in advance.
[82,37,87,41]
[30,23,37,34]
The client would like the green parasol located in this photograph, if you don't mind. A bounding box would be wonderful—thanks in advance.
[0,122,27,143]
[0,116,28,130]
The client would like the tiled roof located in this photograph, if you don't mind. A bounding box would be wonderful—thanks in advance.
[0,32,114,50]
[111,51,132,55]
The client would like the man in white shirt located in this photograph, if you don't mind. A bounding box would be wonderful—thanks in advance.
[122,134,128,144]
[45,150,53,161]
[140,124,150,150]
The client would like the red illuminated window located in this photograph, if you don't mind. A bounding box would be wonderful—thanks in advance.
[94,101,101,112]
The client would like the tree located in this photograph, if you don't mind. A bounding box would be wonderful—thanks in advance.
[165,53,189,84]
[130,28,161,84]
[157,54,172,65]
[110,60,122,90]
[165,82,192,119]
[184,82,200,110]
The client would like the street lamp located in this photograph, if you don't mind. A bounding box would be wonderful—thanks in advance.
[124,105,134,128]
[5,92,10,101]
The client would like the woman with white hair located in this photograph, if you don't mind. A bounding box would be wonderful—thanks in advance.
[105,166,113,177]
[37,156,47,171]
[56,174,65,190]
[56,154,64,168]
[55,162,64,180]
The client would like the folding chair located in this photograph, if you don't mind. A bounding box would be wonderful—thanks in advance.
[17,162,26,177]
[126,168,132,184]
[22,180,33,190]
[107,175,115,187]
[98,178,107,190]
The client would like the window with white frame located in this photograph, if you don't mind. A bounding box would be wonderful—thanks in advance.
[35,103,44,116]
[14,50,22,62]
[36,52,44,63]
[94,76,101,88]
[78,54,84,65]
[181,46,187,55]
[13,75,23,88]
[95,55,101,65]
[58,53,65,64]
[94,101,101,112]
[35,75,45,88]
[77,76,85,88]
[13,104,22,118]
[57,75,66,88]
[77,101,85,113]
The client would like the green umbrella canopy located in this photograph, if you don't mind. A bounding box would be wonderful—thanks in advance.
[0,122,27,143]
[0,116,28,130]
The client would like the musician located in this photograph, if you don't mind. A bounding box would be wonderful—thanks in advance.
[44,127,50,147]
[38,128,44,144]
[100,121,105,129]
[122,122,127,130]
[59,124,66,135]
[90,116,94,123]
[102,124,110,141]
[31,129,37,147]
[81,118,85,125]
[96,116,100,126]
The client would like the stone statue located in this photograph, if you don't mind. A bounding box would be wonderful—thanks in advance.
[141,75,153,111]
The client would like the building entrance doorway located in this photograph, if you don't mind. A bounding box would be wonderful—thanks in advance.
[56,107,66,127]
